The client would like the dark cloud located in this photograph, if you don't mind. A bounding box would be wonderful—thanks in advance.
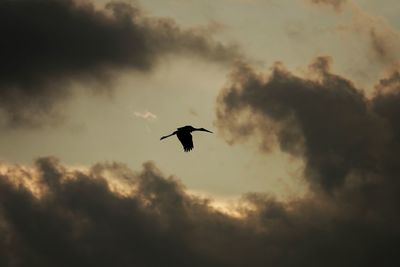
[216,57,400,194]
[373,70,400,145]
[214,56,400,265]
[0,156,399,266]
[0,0,241,128]
[376,70,400,90]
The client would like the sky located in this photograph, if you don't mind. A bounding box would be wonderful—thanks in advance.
[0,0,400,266]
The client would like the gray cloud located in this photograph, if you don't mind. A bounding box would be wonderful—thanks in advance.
[216,57,399,194]
[213,56,400,265]
[0,156,399,266]
[0,0,241,128]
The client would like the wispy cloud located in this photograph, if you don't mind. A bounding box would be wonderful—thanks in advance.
[133,110,157,121]
[189,108,198,116]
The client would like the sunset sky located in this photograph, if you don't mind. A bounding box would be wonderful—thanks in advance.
[0,0,400,266]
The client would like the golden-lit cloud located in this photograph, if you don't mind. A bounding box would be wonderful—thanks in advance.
[0,156,399,266]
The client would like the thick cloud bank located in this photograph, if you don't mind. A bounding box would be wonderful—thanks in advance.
[216,57,399,192]
[0,156,399,266]
[214,57,400,265]
[0,0,240,128]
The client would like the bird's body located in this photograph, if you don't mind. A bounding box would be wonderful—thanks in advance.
[160,125,212,152]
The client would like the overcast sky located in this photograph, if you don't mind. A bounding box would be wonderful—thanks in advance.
[0,0,399,266]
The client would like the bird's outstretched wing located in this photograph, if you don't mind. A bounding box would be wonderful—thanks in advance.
[160,135,169,140]
[160,131,177,140]
[177,131,194,152]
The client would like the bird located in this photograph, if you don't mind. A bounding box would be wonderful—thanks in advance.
[160,125,213,152]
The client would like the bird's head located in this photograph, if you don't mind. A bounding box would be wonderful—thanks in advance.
[197,128,213,133]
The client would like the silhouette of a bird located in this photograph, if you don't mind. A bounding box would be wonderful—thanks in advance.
[160,125,213,152]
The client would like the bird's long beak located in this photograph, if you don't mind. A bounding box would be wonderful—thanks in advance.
[202,129,213,133]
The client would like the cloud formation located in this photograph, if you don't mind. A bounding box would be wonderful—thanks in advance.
[307,0,347,11]
[0,0,241,128]
[341,6,400,66]
[213,56,400,265]
[0,155,399,266]
[215,57,400,194]
[308,0,400,66]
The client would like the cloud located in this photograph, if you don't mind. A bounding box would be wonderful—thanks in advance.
[189,108,198,116]
[0,157,399,266]
[306,0,400,66]
[375,70,400,93]
[0,0,242,128]
[307,0,400,66]
[212,57,400,265]
[340,6,400,66]
[306,0,347,11]
[215,57,400,194]
[133,110,157,121]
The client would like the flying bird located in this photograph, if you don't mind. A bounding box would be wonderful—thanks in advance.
[160,125,213,152]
